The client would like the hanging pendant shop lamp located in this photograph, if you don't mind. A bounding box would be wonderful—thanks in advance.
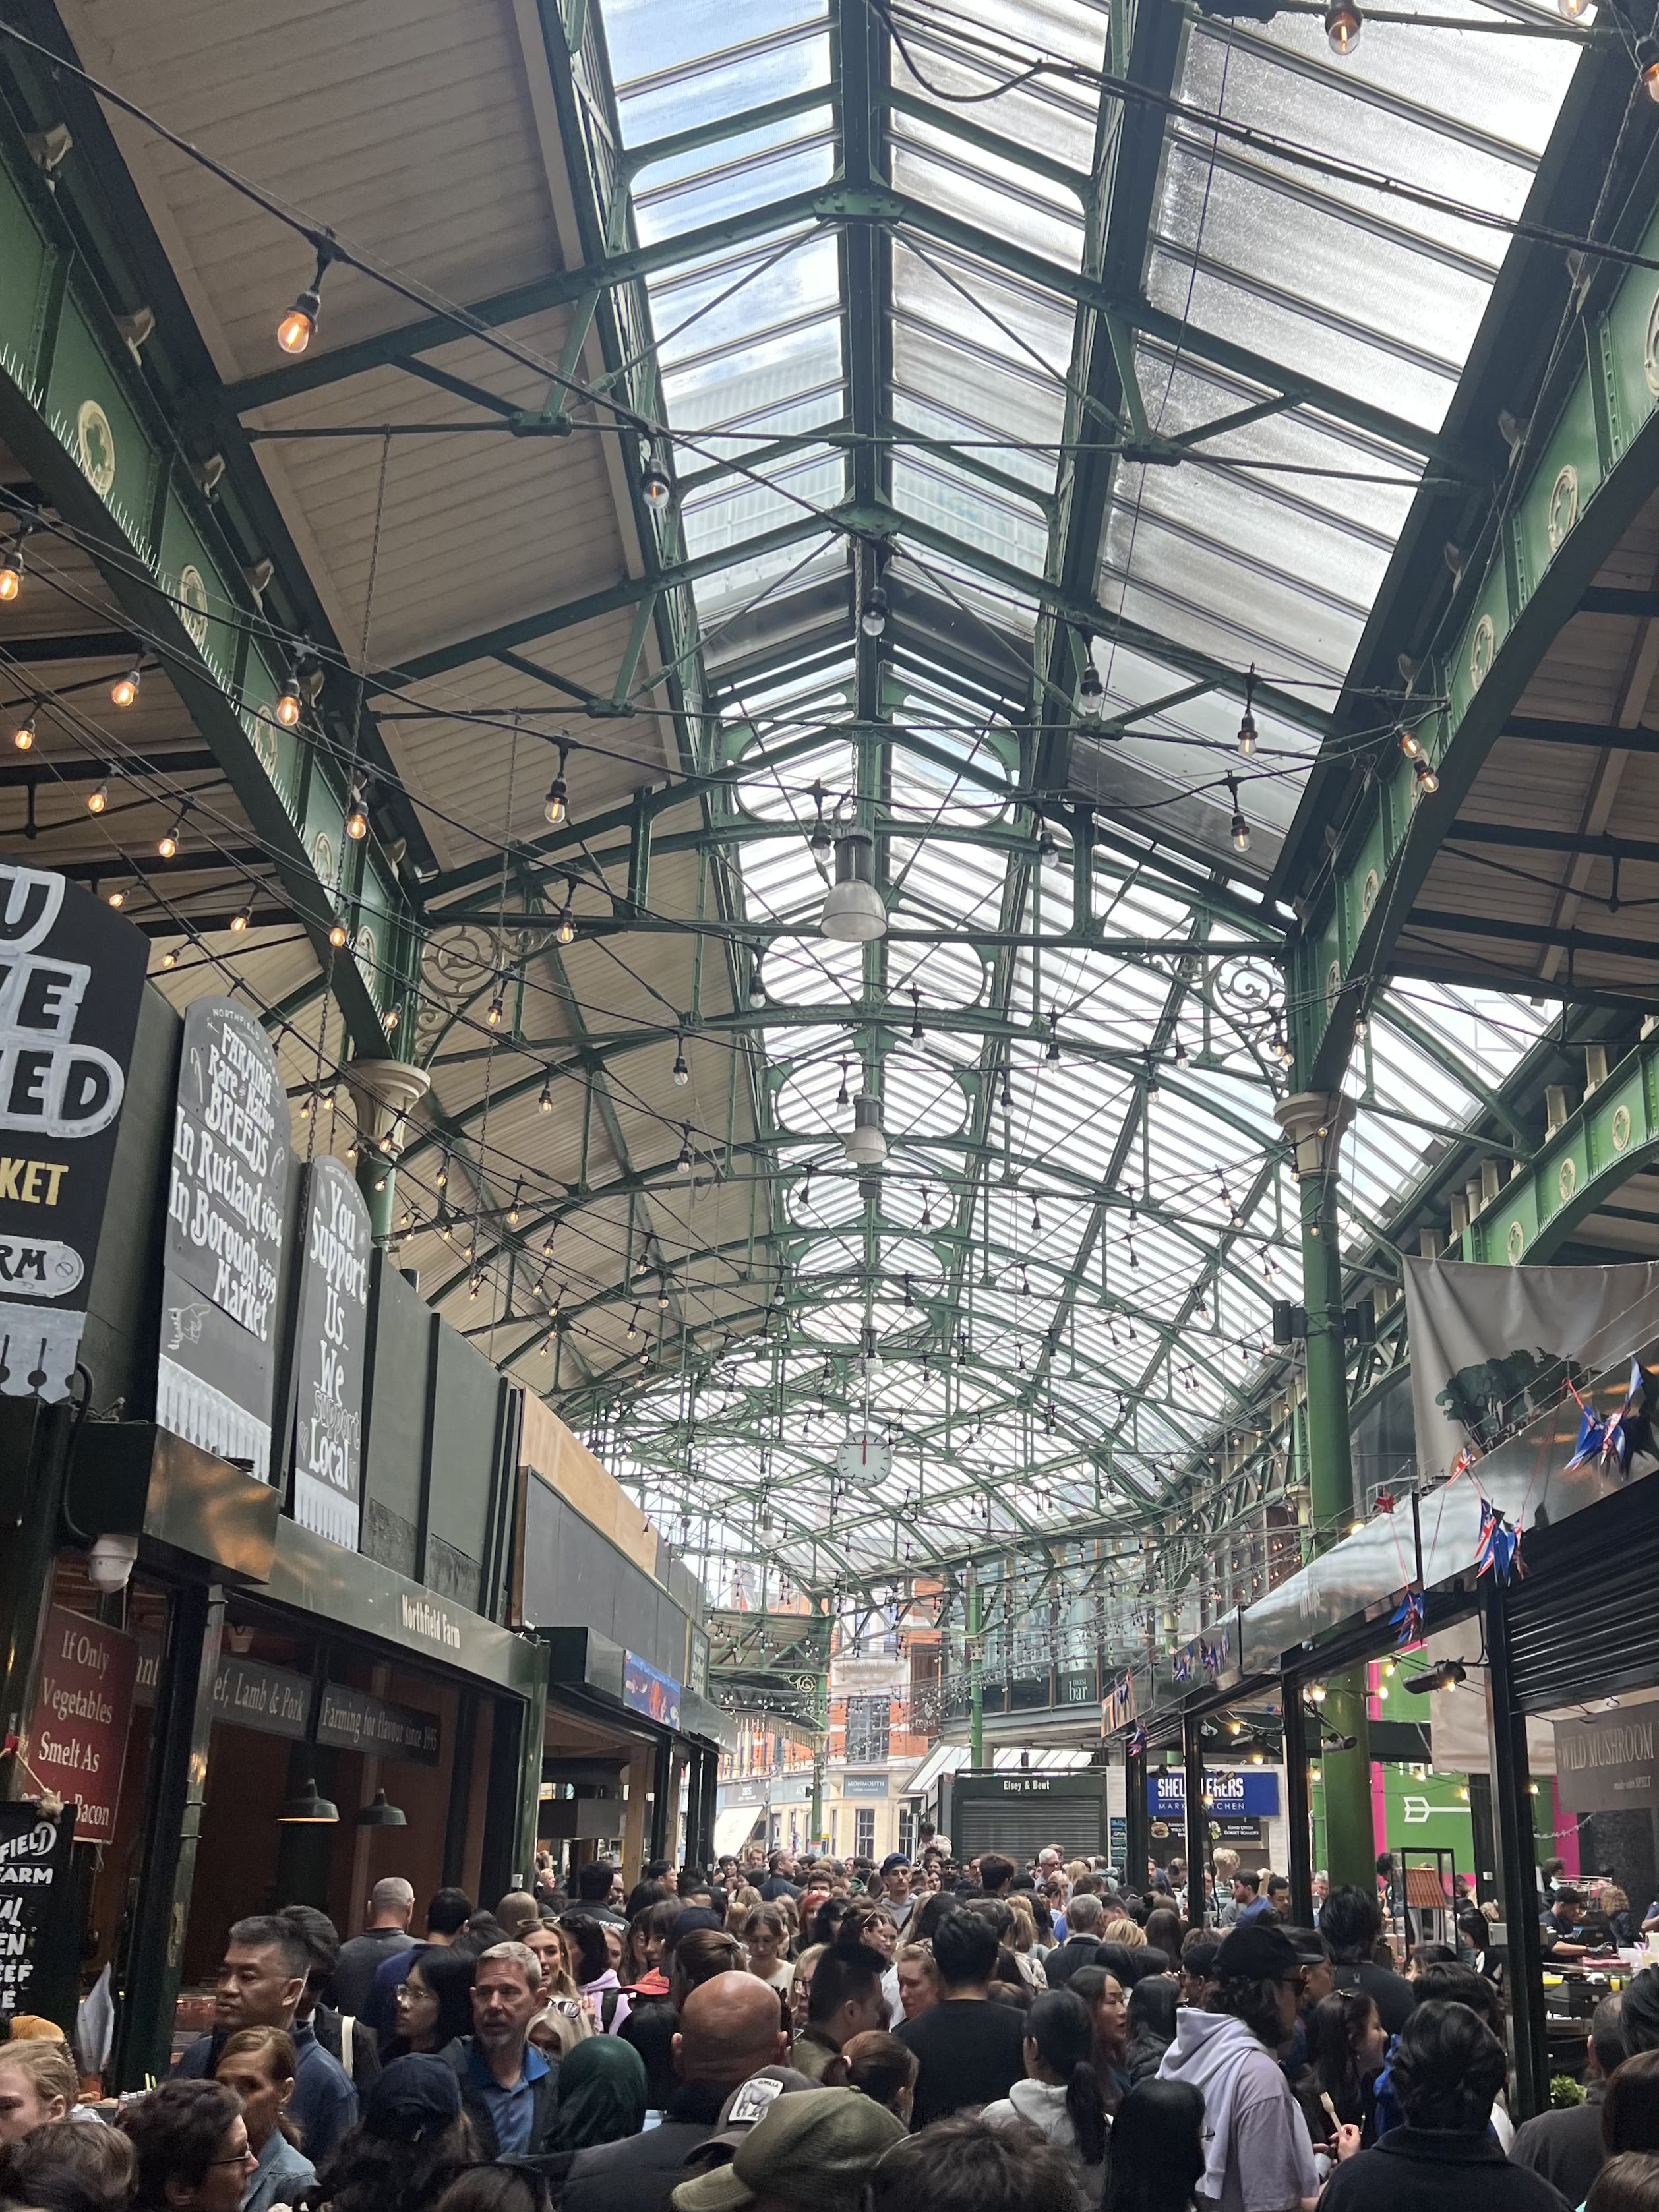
[844,1093,886,1168]
[820,827,886,942]
[355,1788,407,1828]
[278,1775,340,1823]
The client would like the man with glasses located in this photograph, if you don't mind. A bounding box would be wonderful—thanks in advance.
[1157,1923,1332,2212]
[173,1914,357,2164]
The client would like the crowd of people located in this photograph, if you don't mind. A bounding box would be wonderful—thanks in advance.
[2,1843,1656,2212]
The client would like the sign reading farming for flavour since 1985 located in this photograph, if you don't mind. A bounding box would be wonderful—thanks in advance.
[159,997,290,1478]
[0,864,148,1400]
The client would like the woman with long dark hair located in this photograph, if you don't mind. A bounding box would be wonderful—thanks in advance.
[1106,2078,1207,2212]
[1293,1990,1386,2151]
[384,1950,477,2061]
[1069,1964,1132,2111]
[981,1987,1109,2200]
[1124,1976,1180,2083]
[301,2055,479,2212]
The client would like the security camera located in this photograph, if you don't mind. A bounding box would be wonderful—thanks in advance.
[86,1533,138,1592]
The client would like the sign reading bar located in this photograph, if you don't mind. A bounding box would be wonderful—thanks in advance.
[1553,1711,1659,1814]
[623,1653,682,1729]
[24,1607,138,1843]
[212,1656,312,1739]
[160,998,290,1478]
[0,1803,78,2020]
[290,1158,370,1546]
[315,1682,440,1764]
[0,865,148,1400]
[1149,1770,1281,1818]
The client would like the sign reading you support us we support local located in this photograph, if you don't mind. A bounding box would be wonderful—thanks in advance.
[0,864,148,1400]
[159,997,290,1479]
[289,1156,370,1546]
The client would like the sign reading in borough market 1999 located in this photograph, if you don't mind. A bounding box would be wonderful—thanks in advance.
[289,1157,370,1546]
[0,865,147,1400]
[160,998,289,1479]
[1553,1710,1659,1814]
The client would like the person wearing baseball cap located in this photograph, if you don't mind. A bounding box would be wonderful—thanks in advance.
[670,2086,907,2212]
[1156,1923,1327,2210]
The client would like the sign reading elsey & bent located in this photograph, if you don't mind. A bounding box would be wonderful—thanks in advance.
[24,1607,138,1843]
[160,997,289,1478]
[290,1157,370,1547]
[0,864,148,1400]
[1553,1710,1659,1813]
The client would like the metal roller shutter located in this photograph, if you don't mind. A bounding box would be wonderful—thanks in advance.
[1504,1486,1659,1713]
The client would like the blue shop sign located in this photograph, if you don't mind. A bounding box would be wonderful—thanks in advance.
[1149,1769,1279,1818]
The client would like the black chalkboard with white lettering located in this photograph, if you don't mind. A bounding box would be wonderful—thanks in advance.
[289,1157,370,1548]
[0,864,148,1401]
[0,1801,78,2025]
[158,997,290,1480]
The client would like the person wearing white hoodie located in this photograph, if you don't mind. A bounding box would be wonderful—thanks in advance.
[1155,1922,1333,2212]
[981,1987,1110,2204]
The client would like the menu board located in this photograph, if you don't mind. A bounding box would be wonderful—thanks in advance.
[289,1157,370,1546]
[0,1802,78,2022]
[158,998,289,1478]
[0,864,148,1400]
[24,1607,138,1843]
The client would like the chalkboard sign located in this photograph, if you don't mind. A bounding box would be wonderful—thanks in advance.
[0,864,148,1401]
[290,1158,370,1547]
[158,998,290,1478]
[0,1801,78,2023]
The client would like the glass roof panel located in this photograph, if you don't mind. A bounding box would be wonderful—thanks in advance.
[570,0,1584,1605]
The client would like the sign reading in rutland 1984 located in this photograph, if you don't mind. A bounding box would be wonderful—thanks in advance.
[24,1607,138,1844]
[159,997,290,1478]
[0,864,148,1400]
[289,1157,371,1547]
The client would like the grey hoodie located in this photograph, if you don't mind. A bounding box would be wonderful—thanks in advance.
[1156,2009,1317,2212]
[981,2077,1106,2203]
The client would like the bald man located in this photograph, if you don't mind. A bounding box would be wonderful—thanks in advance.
[329,1877,415,2015]
[562,1972,791,2212]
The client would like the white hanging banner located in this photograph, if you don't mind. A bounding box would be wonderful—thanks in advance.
[1402,1255,1659,1484]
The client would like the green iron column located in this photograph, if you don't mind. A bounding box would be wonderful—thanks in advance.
[967,1563,984,1770]
[1275,1091,1373,1893]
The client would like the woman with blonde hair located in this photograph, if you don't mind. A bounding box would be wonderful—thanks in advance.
[724,1884,764,1935]
[1104,1917,1147,1948]
[742,1903,795,1996]
[214,2026,316,2212]
[0,2037,78,2143]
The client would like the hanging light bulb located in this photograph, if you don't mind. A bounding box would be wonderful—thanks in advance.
[1397,723,1424,760]
[111,667,140,709]
[626,1305,640,1340]
[910,986,924,1044]
[555,886,576,947]
[486,986,505,1028]
[1237,666,1257,757]
[1174,1031,1190,1071]
[1045,1009,1060,1065]
[229,901,251,932]
[543,743,570,826]
[1325,0,1361,51]
[12,713,35,752]
[640,452,674,509]
[160,947,177,969]
[1077,659,1103,719]
[672,1036,689,1087]
[106,885,127,909]
[0,549,22,601]
[837,1059,850,1109]
[274,674,303,727]
[1557,0,1594,18]
[820,827,885,941]
[276,247,330,355]
[746,955,766,1010]
[677,1124,692,1174]
[436,1155,449,1190]
[1639,34,1659,96]
[1414,756,1441,797]
[328,922,349,949]
[86,779,108,814]
[344,777,369,840]
[1224,773,1250,853]
[157,811,184,860]
[861,584,888,638]
[539,1073,553,1112]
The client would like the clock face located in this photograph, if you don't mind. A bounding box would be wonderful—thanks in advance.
[836,1435,893,1487]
